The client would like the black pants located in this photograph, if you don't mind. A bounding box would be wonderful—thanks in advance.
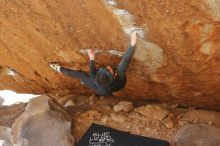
[61,68,95,88]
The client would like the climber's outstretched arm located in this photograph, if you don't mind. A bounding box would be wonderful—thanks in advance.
[117,31,137,78]
[88,49,96,79]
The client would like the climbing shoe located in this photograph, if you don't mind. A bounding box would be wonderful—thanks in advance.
[49,63,61,73]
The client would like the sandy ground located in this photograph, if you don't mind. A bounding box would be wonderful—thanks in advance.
[63,94,220,145]
[0,94,219,145]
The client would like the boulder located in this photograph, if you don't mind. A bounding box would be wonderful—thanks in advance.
[11,95,74,146]
[0,126,13,146]
[113,101,133,113]
[162,114,174,129]
[0,103,26,127]
[0,0,219,109]
[175,124,220,146]
[179,110,220,128]
[0,97,4,105]
[134,105,169,120]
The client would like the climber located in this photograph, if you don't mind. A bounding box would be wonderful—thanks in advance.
[49,30,137,96]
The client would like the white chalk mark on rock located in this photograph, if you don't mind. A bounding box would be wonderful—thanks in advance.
[5,68,17,76]
[106,0,117,6]
[205,0,220,21]
[79,49,102,55]
[200,41,213,55]
[108,50,125,57]
[103,0,167,72]
[112,9,145,38]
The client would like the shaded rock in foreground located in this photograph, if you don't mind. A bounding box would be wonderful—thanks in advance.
[11,95,74,146]
[179,110,220,128]
[0,97,4,105]
[175,124,220,146]
[0,126,13,146]
[0,103,26,127]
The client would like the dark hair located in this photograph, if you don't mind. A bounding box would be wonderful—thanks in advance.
[95,67,114,87]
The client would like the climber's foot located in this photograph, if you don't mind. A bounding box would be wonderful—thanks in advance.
[49,63,61,73]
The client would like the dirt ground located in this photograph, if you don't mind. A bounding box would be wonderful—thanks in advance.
[0,94,220,145]
[63,94,220,145]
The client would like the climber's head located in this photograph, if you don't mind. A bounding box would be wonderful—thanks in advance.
[95,66,117,87]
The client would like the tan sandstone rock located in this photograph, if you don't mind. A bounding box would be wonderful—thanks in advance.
[0,126,13,146]
[0,0,219,109]
[179,110,220,128]
[11,95,74,146]
[0,97,4,106]
[64,99,76,107]
[175,124,220,146]
[134,105,169,120]
[162,114,174,129]
[113,101,133,113]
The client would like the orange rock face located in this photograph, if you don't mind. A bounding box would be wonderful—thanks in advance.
[0,0,219,109]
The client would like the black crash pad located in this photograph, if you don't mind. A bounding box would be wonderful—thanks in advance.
[76,123,170,146]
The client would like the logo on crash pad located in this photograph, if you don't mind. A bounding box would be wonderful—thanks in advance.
[89,132,114,146]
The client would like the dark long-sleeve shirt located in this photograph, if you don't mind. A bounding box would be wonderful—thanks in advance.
[60,45,135,96]
[91,44,135,94]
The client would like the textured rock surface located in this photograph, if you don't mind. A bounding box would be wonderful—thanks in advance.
[0,126,13,146]
[175,124,220,146]
[0,94,217,146]
[179,110,220,128]
[0,97,4,105]
[134,105,169,120]
[113,101,133,112]
[0,0,220,109]
[11,95,74,146]
[68,95,220,145]
[0,103,26,127]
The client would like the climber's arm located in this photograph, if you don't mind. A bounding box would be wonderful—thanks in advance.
[89,60,97,79]
[117,31,137,78]
[88,49,96,79]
